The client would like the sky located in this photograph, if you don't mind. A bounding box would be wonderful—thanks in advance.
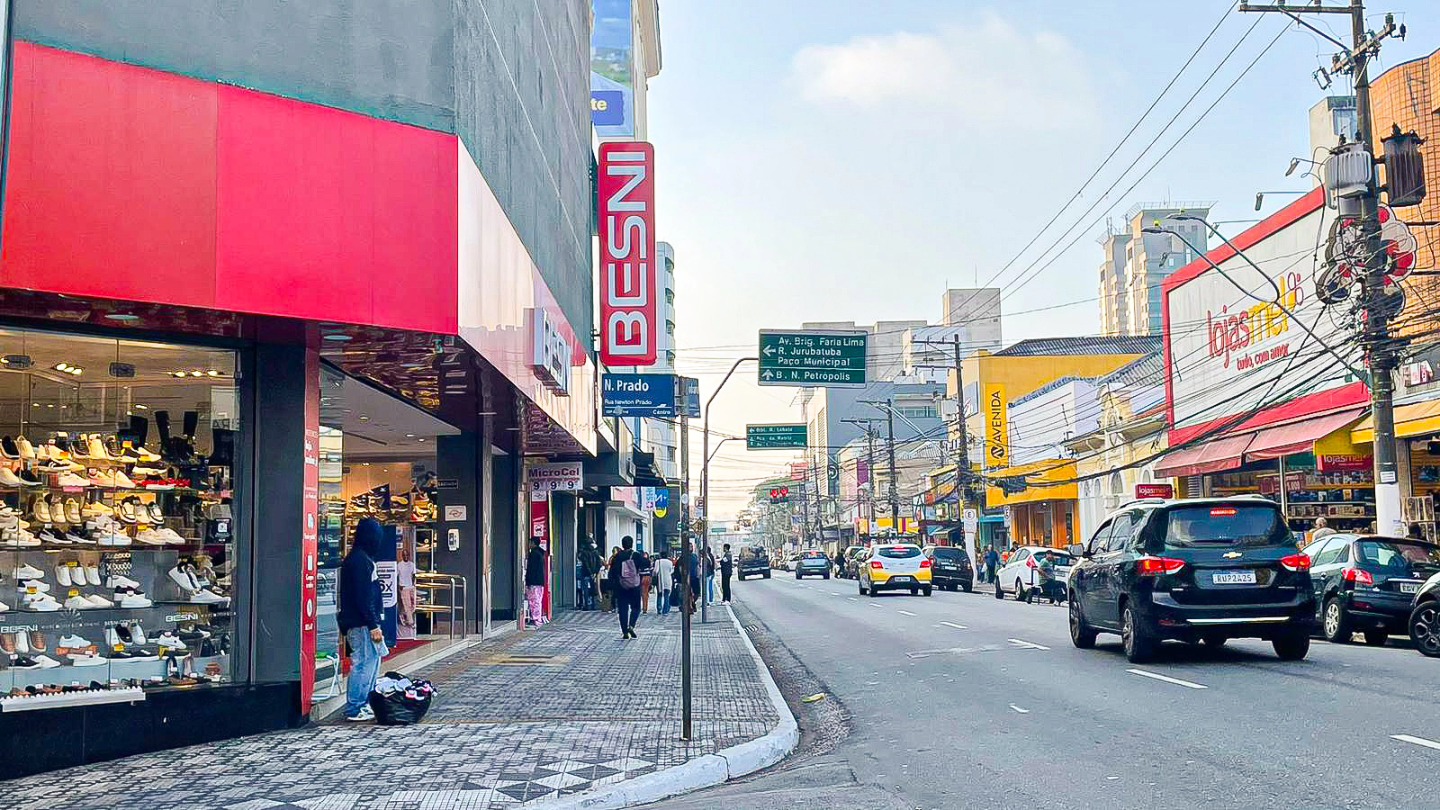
[644,0,1440,520]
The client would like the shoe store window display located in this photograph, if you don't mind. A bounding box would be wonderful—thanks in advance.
[339,518,388,721]
[0,326,240,709]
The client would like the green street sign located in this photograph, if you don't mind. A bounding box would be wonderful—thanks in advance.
[757,330,867,387]
[746,423,808,450]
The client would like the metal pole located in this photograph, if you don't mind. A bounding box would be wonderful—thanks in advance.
[1348,0,1403,535]
[952,335,976,566]
[700,356,756,623]
[886,398,900,529]
[679,412,692,740]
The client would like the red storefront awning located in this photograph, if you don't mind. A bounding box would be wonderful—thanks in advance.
[1154,433,1256,478]
[1244,409,1364,461]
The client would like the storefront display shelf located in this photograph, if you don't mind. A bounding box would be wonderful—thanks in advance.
[0,686,144,712]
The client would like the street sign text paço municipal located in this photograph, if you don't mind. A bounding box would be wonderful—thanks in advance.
[757,330,867,387]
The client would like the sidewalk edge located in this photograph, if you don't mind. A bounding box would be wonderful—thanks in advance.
[537,604,799,810]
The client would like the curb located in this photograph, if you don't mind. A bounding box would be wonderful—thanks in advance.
[537,604,800,810]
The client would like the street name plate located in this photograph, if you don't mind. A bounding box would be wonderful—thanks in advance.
[758,330,867,387]
[746,423,808,449]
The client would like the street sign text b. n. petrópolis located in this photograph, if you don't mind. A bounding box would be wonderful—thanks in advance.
[757,329,867,387]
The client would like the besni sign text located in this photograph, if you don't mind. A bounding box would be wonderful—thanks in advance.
[598,142,657,366]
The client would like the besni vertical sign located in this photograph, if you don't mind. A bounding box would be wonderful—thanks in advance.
[599,142,656,367]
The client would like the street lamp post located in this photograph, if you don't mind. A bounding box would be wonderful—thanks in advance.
[699,356,756,623]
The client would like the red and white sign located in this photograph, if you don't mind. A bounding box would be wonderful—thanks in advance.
[1135,483,1174,499]
[299,350,321,711]
[598,142,657,367]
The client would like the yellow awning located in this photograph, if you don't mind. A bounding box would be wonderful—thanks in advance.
[985,458,1078,507]
[1351,399,1440,444]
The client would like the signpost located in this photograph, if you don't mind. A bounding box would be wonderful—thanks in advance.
[758,330,867,387]
[746,423,808,450]
[680,376,701,418]
[602,373,677,417]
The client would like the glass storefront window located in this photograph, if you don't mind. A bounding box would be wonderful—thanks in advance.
[0,326,240,707]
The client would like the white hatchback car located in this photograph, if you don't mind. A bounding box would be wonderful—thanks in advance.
[994,546,1074,600]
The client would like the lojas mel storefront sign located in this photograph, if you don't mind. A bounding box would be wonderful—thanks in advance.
[598,141,657,367]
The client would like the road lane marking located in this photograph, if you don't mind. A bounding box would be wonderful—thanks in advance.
[869,603,883,609]
[847,597,858,602]
[1007,638,1050,651]
[938,621,967,630]
[898,609,917,616]
[1126,669,1207,690]
[830,592,841,596]
[1392,734,1440,752]
[1009,704,1030,714]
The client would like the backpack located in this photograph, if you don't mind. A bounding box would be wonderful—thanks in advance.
[619,553,641,589]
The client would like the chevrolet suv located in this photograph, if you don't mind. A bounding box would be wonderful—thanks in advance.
[1067,498,1315,663]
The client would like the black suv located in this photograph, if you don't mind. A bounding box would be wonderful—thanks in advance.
[927,546,974,592]
[1304,534,1440,646]
[1409,571,1440,658]
[737,546,771,581]
[1067,498,1315,663]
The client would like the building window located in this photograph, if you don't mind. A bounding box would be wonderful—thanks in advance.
[896,405,937,419]
[665,321,675,336]
[666,351,676,365]
[665,289,674,305]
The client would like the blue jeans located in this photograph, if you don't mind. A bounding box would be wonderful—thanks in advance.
[579,575,596,610]
[346,626,387,717]
[706,574,716,602]
[658,588,671,615]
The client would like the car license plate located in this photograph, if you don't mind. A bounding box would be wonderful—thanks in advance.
[1212,570,1257,585]
[890,576,911,583]
[1400,582,1421,594]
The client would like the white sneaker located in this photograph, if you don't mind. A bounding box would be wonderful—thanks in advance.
[130,622,147,645]
[112,471,136,489]
[107,574,141,590]
[15,629,29,654]
[189,589,230,605]
[63,594,93,610]
[57,472,89,488]
[168,565,197,591]
[0,467,21,487]
[347,706,376,722]
[32,654,61,669]
[158,528,186,544]
[14,563,44,580]
[154,632,186,650]
[13,530,40,548]
[27,596,60,612]
[58,633,89,648]
[0,601,8,612]
[85,565,101,586]
[19,581,51,594]
[85,594,113,608]
[134,529,166,546]
[69,653,107,666]
[55,565,72,587]
[104,626,121,648]
[118,592,152,608]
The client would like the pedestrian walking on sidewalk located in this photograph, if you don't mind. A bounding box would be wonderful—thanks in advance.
[339,517,388,722]
[609,536,644,638]
[984,547,999,585]
[579,537,603,611]
[525,536,548,627]
[655,551,675,616]
[638,547,655,613]
[720,543,735,604]
[601,546,620,613]
[685,543,701,614]
[704,548,717,603]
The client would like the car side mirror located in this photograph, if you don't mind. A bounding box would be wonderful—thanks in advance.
[1066,543,1086,558]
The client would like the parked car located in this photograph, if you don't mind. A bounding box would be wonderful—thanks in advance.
[1304,534,1440,646]
[737,546,771,581]
[795,549,832,579]
[994,546,1074,601]
[846,547,869,580]
[924,545,974,592]
[858,543,932,596]
[1067,498,1315,663]
[1408,572,1440,658]
[836,545,864,579]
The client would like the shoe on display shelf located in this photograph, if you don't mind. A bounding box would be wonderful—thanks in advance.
[13,563,44,580]
[118,592,152,608]
[17,469,43,487]
[85,594,114,608]
[63,593,93,610]
[129,621,148,646]
[9,530,40,548]
[29,631,46,652]
[0,436,18,459]
[0,467,21,487]
[107,574,140,590]
[39,530,69,547]
[10,656,40,670]
[0,602,8,612]
[57,634,90,650]
[168,563,200,592]
[14,629,28,654]
[69,654,107,667]
[25,597,60,612]
[86,436,112,462]
[134,530,166,547]
[154,632,186,650]
[57,472,89,488]
[81,501,112,518]
[15,437,34,461]
[189,589,230,606]
[112,471,136,489]
[30,655,61,669]
[85,565,100,587]
[64,499,82,524]
[0,634,13,654]
[116,500,138,524]
[31,497,51,524]
[55,565,72,587]
[18,580,51,594]
[65,531,94,547]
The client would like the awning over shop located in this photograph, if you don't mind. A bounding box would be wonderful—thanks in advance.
[1245,409,1365,460]
[1154,433,1255,478]
[1352,398,1440,444]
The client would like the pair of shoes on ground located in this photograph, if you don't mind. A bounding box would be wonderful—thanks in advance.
[346,706,375,722]
[621,628,639,639]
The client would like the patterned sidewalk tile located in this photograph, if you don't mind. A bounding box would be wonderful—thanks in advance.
[3,608,777,810]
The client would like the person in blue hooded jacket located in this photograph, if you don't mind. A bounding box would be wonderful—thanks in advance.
[340,518,388,721]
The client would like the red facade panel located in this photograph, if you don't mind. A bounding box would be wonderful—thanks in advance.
[1,43,458,335]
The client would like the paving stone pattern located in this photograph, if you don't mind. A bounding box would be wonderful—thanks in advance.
[4,609,777,810]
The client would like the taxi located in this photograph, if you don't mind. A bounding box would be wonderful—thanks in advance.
[858,543,932,597]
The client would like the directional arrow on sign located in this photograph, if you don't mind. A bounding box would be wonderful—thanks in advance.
[763,345,776,356]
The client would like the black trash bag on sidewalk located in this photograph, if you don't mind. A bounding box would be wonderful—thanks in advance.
[368,670,438,726]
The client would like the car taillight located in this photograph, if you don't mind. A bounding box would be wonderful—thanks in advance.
[1279,554,1311,572]
[1026,558,1037,569]
[1136,556,1186,576]
[1343,567,1374,586]
[920,558,933,569]
[870,560,884,570]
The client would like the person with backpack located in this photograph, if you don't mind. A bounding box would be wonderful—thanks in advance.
[608,535,644,639]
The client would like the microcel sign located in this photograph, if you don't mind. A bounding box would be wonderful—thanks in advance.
[598,142,657,367]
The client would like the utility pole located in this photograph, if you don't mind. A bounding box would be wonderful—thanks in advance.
[679,411,692,741]
[810,446,825,546]
[843,416,882,541]
[885,397,900,528]
[700,356,756,623]
[1240,0,1408,534]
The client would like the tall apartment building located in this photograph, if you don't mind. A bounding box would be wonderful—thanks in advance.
[651,242,679,481]
[1098,204,1212,336]
[941,288,1003,352]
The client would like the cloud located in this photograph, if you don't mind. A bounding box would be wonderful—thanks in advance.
[790,13,1097,131]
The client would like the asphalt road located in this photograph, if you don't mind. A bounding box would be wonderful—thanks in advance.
[656,571,1440,810]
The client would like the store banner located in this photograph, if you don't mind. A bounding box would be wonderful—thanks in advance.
[299,350,320,711]
[590,0,635,138]
[598,142,657,366]
[530,461,584,493]
[1135,483,1174,499]
[376,526,399,647]
[984,383,1009,467]
[530,495,552,620]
